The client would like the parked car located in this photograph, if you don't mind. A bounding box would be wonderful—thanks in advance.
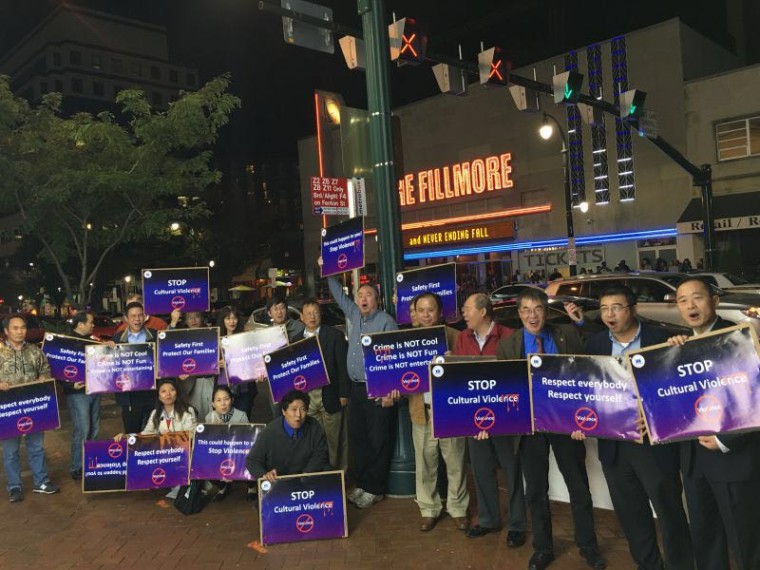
[92,315,119,340]
[544,272,760,333]
[691,272,760,295]
[489,283,544,302]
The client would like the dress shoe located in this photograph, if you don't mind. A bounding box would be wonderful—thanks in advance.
[70,470,82,480]
[419,517,438,532]
[507,530,526,548]
[580,548,607,570]
[527,551,554,570]
[465,524,498,538]
[452,517,468,531]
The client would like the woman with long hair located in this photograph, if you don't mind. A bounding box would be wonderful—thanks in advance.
[217,305,257,419]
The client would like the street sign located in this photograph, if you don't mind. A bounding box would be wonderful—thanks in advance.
[351,178,367,216]
[281,0,333,54]
[311,176,349,216]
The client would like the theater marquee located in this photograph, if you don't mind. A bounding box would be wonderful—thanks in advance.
[404,221,514,248]
[398,153,513,207]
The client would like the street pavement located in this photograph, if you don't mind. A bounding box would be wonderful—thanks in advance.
[0,394,638,569]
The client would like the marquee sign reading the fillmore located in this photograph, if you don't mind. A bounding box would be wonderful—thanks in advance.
[398,153,513,207]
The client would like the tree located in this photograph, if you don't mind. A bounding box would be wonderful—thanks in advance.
[0,74,240,306]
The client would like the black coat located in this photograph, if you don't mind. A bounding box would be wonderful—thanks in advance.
[113,327,158,409]
[300,326,349,414]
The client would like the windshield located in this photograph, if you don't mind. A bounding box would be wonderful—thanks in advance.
[724,273,749,285]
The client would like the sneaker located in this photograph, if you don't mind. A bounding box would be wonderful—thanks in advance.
[9,488,23,503]
[33,482,60,495]
[347,487,365,504]
[214,483,231,503]
[354,491,384,509]
[165,486,179,499]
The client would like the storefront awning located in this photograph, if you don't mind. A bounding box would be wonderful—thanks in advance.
[677,191,760,233]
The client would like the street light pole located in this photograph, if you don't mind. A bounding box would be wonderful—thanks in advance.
[540,113,577,276]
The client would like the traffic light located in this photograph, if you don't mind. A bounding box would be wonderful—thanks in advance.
[478,47,510,86]
[388,17,427,65]
[553,71,583,104]
[619,89,646,126]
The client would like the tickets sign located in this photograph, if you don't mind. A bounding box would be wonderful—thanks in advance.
[190,423,264,481]
[629,325,760,443]
[362,326,448,397]
[83,440,127,493]
[0,381,60,440]
[142,267,210,315]
[529,354,641,441]
[259,470,347,545]
[395,263,458,325]
[85,343,156,395]
[430,360,532,438]
[264,336,330,403]
[42,333,97,383]
[221,327,289,385]
[126,432,191,491]
[157,328,219,378]
[320,216,364,277]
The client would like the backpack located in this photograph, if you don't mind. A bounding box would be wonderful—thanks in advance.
[173,481,206,515]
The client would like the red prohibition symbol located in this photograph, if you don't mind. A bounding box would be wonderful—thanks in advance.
[694,394,723,423]
[16,416,34,433]
[400,371,420,392]
[151,468,167,486]
[181,358,197,373]
[575,407,599,431]
[107,442,124,459]
[293,375,308,391]
[337,254,348,269]
[296,514,315,533]
[63,365,78,379]
[219,459,235,478]
[171,296,186,310]
[473,407,496,430]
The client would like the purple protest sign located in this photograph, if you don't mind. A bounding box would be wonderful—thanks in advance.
[362,326,448,398]
[221,327,289,385]
[629,324,760,444]
[259,470,347,546]
[320,216,364,277]
[528,354,641,441]
[83,440,127,493]
[264,336,330,403]
[0,381,60,440]
[85,343,156,395]
[157,327,219,378]
[42,334,98,383]
[189,423,264,481]
[142,267,210,315]
[395,263,458,325]
[126,432,191,491]
[430,360,532,438]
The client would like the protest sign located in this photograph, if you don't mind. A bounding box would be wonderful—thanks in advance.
[157,328,219,378]
[320,217,364,277]
[126,432,191,491]
[361,326,448,397]
[528,354,641,441]
[0,380,60,440]
[259,470,347,546]
[83,440,127,493]
[85,343,155,395]
[629,324,760,443]
[430,360,532,438]
[221,327,289,385]
[190,423,264,481]
[395,263,457,325]
[264,336,329,403]
[142,267,210,315]
[42,333,97,383]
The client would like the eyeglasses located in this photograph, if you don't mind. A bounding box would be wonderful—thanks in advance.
[518,307,546,317]
[599,304,630,315]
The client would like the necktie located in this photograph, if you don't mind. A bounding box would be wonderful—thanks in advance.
[536,335,544,354]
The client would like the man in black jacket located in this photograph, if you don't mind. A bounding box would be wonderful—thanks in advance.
[299,299,349,471]
[575,286,693,570]
[668,277,760,570]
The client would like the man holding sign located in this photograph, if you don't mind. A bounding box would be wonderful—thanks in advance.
[575,286,692,570]
[0,314,60,502]
[668,277,760,570]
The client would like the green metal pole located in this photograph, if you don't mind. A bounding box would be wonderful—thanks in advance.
[358,0,414,498]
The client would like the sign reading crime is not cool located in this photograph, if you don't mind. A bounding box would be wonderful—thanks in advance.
[142,267,210,315]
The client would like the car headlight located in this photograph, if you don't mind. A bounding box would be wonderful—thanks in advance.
[742,307,760,319]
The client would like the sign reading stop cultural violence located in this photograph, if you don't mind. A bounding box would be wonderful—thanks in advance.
[528,354,642,441]
[85,343,156,395]
[189,423,264,481]
[361,326,448,398]
[156,328,219,378]
[628,324,760,444]
[430,360,532,438]
[259,470,347,546]
[264,336,330,403]
[142,267,210,315]
[395,263,458,325]
[82,440,127,493]
[0,380,60,440]
[126,432,191,491]
[42,333,98,383]
[320,217,364,277]
[221,327,289,385]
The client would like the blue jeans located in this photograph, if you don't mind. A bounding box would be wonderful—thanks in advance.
[1,431,49,491]
[67,392,101,472]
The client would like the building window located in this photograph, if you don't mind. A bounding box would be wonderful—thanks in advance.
[716,116,760,161]
[92,55,102,70]
[112,58,123,73]
[169,69,178,83]
[150,65,161,80]
[131,63,142,77]
[92,81,104,97]
[70,50,82,65]
[40,82,48,94]
[71,78,83,93]
[151,91,163,106]
[186,73,196,86]
[54,79,63,92]
[53,52,61,66]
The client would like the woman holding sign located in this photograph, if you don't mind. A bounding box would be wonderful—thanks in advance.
[217,306,257,419]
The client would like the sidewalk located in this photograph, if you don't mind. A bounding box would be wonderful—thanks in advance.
[0,396,636,569]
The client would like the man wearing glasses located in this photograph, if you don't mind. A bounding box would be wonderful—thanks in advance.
[573,286,693,570]
[497,289,605,570]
